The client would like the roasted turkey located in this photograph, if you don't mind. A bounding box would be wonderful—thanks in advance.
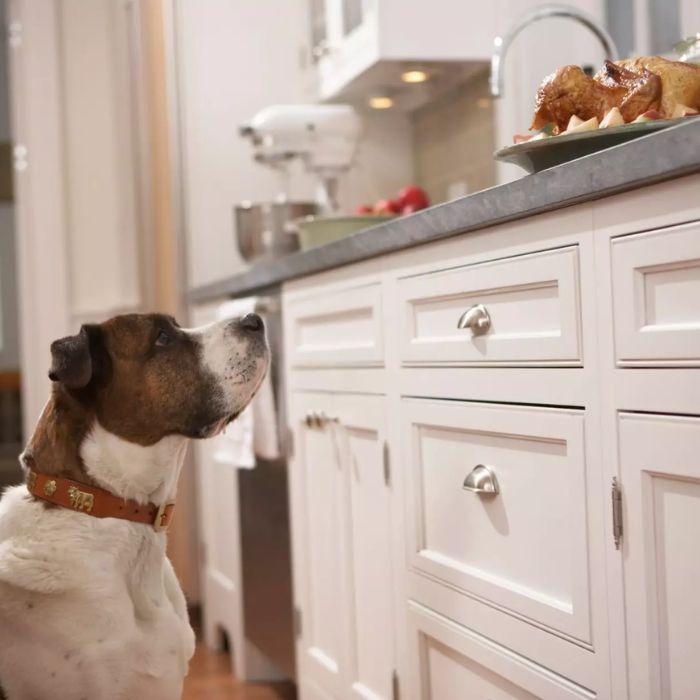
[531,56,700,133]
[614,56,700,117]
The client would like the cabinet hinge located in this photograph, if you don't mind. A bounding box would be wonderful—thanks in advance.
[611,477,623,550]
[391,670,400,700]
[383,440,391,486]
[293,605,303,639]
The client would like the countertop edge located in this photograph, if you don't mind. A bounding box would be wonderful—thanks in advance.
[189,119,700,304]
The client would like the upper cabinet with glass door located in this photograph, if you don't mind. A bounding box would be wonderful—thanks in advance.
[305,0,497,102]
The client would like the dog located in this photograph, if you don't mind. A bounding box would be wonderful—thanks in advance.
[0,312,268,699]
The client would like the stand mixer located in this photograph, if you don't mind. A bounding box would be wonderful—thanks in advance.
[239,104,362,213]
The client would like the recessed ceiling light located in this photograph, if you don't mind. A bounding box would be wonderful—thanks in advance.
[368,96,394,109]
[401,70,429,83]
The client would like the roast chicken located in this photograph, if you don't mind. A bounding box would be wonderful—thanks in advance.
[531,56,700,133]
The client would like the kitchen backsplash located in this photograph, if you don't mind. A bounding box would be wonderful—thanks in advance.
[411,69,496,204]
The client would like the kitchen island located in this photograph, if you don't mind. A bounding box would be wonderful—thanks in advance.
[191,119,700,700]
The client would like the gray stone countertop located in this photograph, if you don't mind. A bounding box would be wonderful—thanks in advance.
[190,118,700,304]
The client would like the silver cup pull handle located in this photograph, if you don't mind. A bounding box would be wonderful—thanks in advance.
[463,464,499,496]
[457,303,491,335]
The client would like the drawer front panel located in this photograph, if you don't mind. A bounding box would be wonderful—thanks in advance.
[398,247,581,366]
[403,398,591,643]
[287,283,384,367]
[408,603,595,700]
[612,221,700,366]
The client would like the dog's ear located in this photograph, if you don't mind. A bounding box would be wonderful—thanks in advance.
[49,325,98,389]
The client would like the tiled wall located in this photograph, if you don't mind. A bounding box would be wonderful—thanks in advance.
[412,69,496,204]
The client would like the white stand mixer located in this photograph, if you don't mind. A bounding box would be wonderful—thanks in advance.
[239,104,362,213]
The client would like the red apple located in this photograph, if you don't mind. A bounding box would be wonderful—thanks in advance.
[396,185,429,210]
[401,203,419,215]
[354,204,373,215]
[374,198,400,215]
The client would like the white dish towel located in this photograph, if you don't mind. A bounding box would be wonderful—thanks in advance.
[212,297,280,469]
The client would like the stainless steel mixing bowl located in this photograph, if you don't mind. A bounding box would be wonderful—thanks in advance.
[235,200,317,262]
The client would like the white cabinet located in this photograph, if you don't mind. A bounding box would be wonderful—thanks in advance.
[286,282,384,368]
[398,246,582,366]
[194,435,246,672]
[407,603,592,699]
[618,413,700,700]
[611,222,700,367]
[283,175,700,699]
[304,0,496,101]
[291,392,348,696]
[289,391,395,699]
[402,398,591,644]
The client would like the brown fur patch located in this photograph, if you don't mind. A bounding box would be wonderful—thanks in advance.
[23,314,236,484]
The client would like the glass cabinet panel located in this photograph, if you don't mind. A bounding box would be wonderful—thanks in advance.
[342,0,363,36]
[309,0,327,56]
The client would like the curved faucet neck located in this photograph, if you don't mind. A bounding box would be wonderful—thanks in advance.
[490,3,619,98]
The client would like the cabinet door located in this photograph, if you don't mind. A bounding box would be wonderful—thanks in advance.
[291,392,350,697]
[619,413,700,699]
[334,394,394,700]
[290,391,394,700]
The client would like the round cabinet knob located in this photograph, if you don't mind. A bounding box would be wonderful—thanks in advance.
[457,303,491,335]
[463,464,499,496]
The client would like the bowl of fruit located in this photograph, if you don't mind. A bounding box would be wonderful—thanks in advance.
[296,186,430,251]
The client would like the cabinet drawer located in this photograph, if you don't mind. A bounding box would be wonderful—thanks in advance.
[403,398,591,643]
[612,221,700,366]
[408,602,594,700]
[286,282,384,367]
[398,247,582,366]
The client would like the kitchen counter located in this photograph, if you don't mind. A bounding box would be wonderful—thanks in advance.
[189,118,700,303]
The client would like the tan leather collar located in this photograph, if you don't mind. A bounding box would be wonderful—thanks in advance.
[26,470,175,531]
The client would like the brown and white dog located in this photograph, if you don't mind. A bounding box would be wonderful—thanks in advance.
[0,312,268,700]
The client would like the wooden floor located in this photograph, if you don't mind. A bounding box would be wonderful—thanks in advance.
[182,641,296,700]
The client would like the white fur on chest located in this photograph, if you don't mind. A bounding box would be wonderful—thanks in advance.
[80,422,188,505]
[0,423,195,699]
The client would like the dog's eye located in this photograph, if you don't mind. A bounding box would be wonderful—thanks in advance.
[155,330,173,347]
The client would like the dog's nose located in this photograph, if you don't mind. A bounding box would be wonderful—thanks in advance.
[239,313,264,332]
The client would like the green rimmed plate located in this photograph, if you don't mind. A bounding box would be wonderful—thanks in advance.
[495,116,699,173]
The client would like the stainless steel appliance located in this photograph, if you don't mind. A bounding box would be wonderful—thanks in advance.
[235,200,317,263]
[237,292,296,680]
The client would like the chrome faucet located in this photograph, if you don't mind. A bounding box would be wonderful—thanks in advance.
[490,3,620,97]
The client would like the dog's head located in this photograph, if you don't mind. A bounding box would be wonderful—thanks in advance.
[47,312,269,445]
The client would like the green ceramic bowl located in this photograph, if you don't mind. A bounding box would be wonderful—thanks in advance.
[295,214,394,250]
